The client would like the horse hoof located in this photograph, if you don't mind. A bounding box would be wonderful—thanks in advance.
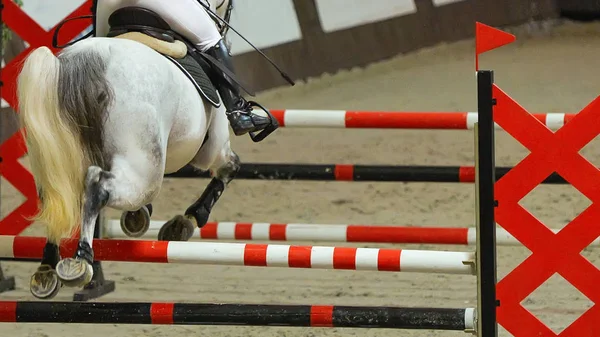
[30,265,61,300]
[55,258,93,288]
[120,205,151,238]
[157,215,195,241]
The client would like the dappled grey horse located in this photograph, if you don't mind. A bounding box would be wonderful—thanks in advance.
[16,3,280,299]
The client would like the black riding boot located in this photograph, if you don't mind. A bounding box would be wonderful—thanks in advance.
[206,40,275,138]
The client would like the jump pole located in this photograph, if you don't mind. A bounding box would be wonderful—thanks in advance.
[166,163,571,183]
[270,110,573,130]
[0,301,476,331]
[102,220,588,247]
[0,236,476,275]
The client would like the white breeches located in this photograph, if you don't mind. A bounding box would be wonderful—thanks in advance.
[95,0,222,52]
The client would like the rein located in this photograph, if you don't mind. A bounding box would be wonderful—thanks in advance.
[52,15,94,49]
[215,0,234,36]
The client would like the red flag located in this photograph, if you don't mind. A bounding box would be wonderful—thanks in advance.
[475,22,516,70]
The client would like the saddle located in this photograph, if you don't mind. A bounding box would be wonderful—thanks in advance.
[106,7,251,108]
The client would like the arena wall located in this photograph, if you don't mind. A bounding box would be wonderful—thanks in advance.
[230,0,559,93]
[557,0,600,17]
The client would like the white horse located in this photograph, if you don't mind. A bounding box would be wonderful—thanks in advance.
[16,0,266,299]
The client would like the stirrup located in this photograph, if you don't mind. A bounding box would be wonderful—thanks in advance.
[227,101,279,142]
[246,101,279,142]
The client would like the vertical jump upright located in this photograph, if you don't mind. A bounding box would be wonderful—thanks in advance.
[475,69,497,336]
[474,21,519,337]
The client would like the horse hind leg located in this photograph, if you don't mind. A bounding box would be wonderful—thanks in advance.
[28,178,109,299]
[29,242,61,299]
[27,186,62,299]
[30,166,108,298]
[54,166,108,288]
[55,159,162,288]
[158,145,240,241]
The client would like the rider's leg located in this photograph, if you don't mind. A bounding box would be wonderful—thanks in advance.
[205,39,274,136]
[95,0,273,136]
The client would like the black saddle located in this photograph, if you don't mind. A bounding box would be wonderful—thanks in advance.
[107,6,176,42]
[106,7,253,106]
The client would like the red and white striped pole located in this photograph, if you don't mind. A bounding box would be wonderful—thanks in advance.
[102,220,575,246]
[0,236,475,275]
[269,110,574,130]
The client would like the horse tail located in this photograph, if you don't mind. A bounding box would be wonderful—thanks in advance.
[17,45,113,243]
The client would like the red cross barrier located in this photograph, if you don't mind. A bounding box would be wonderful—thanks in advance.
[494,85,600,336]
[476,23,600,336]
